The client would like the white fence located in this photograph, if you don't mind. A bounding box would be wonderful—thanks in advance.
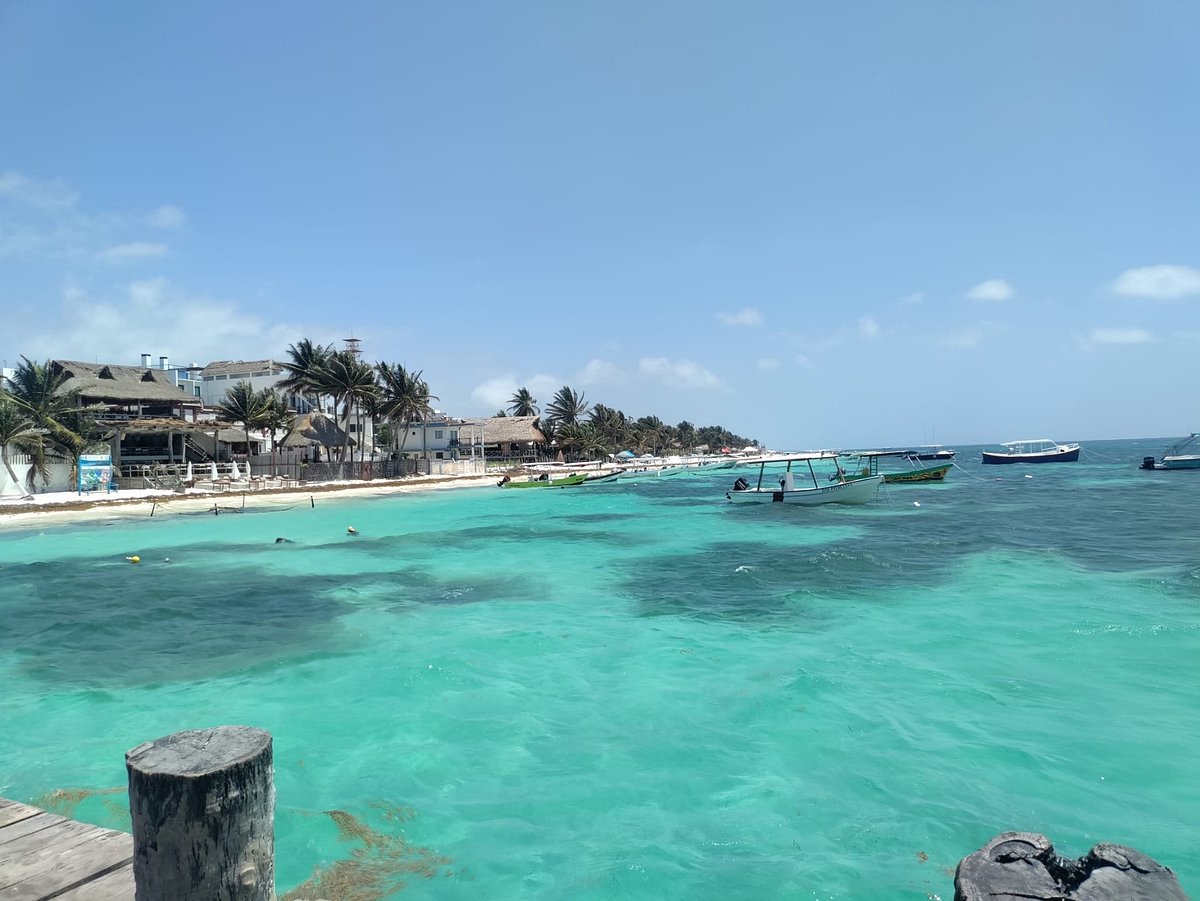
[0,458,74,497]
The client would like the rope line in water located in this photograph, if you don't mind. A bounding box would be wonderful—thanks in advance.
[1080,447,1125,463]
[950,460,993,482]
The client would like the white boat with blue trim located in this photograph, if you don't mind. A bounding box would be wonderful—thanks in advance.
[725,452,883,506]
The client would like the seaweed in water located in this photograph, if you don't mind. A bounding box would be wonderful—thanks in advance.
[281,803,456,901]
[32,786,125,822]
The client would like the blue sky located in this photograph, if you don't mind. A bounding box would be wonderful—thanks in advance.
[2,2,1198,448]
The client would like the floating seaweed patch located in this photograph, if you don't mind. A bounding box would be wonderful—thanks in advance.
[33,786,125,823]
[281,803,456,901]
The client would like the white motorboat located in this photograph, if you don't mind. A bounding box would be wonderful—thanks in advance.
[725,453,883,506]
[1141,433,1200,470]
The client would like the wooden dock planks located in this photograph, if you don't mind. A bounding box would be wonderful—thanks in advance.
[0,799,133,901]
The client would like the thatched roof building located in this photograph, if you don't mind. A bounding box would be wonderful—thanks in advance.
[280,412,353,449]
[51,362,200,412]
[455,416,546,457]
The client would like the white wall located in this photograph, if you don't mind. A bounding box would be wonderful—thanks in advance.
[0,459,75,496]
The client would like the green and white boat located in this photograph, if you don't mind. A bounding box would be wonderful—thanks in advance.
[498,473,589,489]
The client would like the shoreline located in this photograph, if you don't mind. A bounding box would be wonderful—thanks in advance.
[0,472,500,530]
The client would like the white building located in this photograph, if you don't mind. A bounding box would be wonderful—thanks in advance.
[198,359,290,409]
[200,358,375,457]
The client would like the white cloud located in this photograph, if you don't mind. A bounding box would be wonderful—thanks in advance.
[858,316,880,338]
[0,171,79,211]
[936,325,990,348]
[795,354,814,368]
[470,376,518,410]
[1086,328,1153,345]
[1112,265,1200,300]
[20,278,308,365]
[97,242,170,263]
[638,357,723,390]
[965,279,1013,301]
[526,374,560,400]
[756,358,780,371]
[577,358,622,385]
[717,307,763,327]
[899,291,924,305]
[148,205,186,228]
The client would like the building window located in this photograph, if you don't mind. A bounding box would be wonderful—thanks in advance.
[216,375,227,380]
[435,452,444,459]
[435,430,443,439]
[450,431,458,441]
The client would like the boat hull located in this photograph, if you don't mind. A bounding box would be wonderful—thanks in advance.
[500,474,588,488]
[981,447,1079,464]
[883,463,950,483]
[1155,455,1200,470]
[726,475,883,506]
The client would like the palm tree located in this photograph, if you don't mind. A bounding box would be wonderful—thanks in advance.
[546,386,588,425]
[589,405,631,455]
[7,357,85,438]
[217,382,271,465]
[0,394,43,494]
[257,391,294,475]
[45,409,114,491]
[536,416,558,458]
[634,415,666,456]
[676,420,697,453]
[316,351,378,464]
[5,357,94,491]
[507,387,538,417]
[375,363,438,460]
[278,340,332,413]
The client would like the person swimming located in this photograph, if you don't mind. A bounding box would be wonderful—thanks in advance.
[274,537,293,544]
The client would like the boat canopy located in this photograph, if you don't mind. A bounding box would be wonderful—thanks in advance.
[844,449,907,459]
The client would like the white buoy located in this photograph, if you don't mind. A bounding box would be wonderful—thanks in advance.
[1025,474,1033,479]
[913,501,921,507]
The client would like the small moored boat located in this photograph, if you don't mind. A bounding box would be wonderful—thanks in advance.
[981,439,1080,465]
[845,450,951,483]
[901,445,956,461]
[498,473,589,489]
[726,453,883,506]
[1141,433,1200,471]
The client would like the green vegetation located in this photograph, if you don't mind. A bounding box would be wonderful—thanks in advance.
[507,383,758,462]
[0,356,110,491]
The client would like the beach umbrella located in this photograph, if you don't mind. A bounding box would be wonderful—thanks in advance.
[617,450,635,459]
[209,461,218,480]
[231,460,241,480]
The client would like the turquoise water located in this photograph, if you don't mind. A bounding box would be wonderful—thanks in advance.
[1,438,1197,899]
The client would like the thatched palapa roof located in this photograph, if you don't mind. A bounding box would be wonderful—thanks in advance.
[52,360,200,404]
[456,416,546,445]
[280,412,354,448]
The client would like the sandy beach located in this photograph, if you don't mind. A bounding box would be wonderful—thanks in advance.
[0,472,499,530]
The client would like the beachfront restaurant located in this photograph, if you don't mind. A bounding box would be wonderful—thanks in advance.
[49,359,258,474]
[452,415,547,464]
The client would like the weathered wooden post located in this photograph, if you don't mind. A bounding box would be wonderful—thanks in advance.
[954,831,1188,901]
[126,725,275,901]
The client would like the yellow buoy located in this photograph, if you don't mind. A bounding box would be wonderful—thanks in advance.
[126,555,141,564]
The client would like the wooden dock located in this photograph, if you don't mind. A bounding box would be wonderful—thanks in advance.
[0,798,133,900]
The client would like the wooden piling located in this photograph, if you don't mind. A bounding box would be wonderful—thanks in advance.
[125,726,274,901]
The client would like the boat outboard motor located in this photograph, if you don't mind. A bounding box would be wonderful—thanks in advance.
[1141,456,1157,470]
[732,476,749,492]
